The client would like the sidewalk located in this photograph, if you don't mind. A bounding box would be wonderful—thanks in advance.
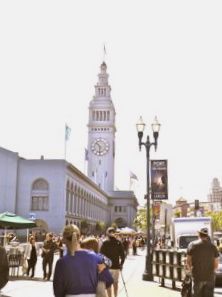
[1,249,182,297]
[118,249,181,297]
[118,274,181,297]
[1,278,181,297]
[119,280,180,297]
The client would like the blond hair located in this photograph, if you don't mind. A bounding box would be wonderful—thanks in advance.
[80,237,99,253]
[63,224,80,256]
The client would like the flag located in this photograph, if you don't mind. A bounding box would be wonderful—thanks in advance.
[130,171,138,181]
[85,148,89,161]
[65,124,71,141]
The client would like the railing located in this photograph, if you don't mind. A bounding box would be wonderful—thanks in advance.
[8,253,23,277]
[152,249,187,289]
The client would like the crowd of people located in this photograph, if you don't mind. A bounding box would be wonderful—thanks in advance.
[0,225,145,297]
[1,224,222,297]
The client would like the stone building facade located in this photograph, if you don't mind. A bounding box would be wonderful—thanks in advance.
[0,61,138,234]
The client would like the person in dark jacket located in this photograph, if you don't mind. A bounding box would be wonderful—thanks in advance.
[24,236,38,278]
[42,232,57,280]
[0,245,9,291]
[100,227,125,297]
[186,227,219,297]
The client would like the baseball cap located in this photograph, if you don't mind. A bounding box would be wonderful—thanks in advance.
[106,227,116,235]
[198,227,209,236]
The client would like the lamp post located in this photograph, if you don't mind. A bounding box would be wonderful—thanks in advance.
[136,116,161,281]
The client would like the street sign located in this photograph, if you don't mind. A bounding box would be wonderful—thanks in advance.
[28,213,36,220]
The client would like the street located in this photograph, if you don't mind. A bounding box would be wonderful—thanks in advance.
[1,248,222,297]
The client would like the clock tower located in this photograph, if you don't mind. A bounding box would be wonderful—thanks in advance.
[87,62,116,191]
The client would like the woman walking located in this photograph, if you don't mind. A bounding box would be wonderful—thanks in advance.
[24,236,38,278]
[53,224,113,297]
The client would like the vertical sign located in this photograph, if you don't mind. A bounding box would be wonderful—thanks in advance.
[152,201,161,219]
[151,160,168,200]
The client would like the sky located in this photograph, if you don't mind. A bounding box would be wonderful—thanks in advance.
[0,1,222,207]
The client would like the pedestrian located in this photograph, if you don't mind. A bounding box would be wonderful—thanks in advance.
[100,227,125,297]
[122,237,130,258]
[24,236,38,278]
[0,245,9,291]
[80,236,113,297]
[132,238,137,256]
[186,227,219,297]
[42,232,57,280]
[56,236,64,258]
[53,224,113,297]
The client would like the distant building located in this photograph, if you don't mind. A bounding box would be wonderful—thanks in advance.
[174,197,189,217]
[208,178,222,207]
[173,194,220,217]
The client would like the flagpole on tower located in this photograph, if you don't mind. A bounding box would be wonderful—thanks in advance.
[103,43,107,62]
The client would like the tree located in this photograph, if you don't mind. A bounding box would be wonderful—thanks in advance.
[80,219,89,234]
[133,207,147,232]
[111,222,118,229]
[174,209,181,218]
[95,221,105,234]
[207,211,222,231]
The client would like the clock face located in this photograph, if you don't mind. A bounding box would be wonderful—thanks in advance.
[91,138,109,156]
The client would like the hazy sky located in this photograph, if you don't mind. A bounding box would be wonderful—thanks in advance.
[0,1,222,206]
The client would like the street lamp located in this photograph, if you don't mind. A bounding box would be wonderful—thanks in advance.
[136,116,161,281]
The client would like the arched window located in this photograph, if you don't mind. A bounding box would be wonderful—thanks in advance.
[31,178,49,211]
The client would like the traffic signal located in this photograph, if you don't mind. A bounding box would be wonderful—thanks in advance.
[194,199,199,210]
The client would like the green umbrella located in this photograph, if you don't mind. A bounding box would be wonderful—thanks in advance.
[0,212,36,229]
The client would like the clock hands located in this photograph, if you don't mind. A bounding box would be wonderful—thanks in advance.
[98,143,101,153]
[95,143,101,153]
[91,139,109,155]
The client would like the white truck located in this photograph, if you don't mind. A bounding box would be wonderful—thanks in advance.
[170,216,213,250]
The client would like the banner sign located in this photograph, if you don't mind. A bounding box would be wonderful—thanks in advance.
[152,201,161,219]
[151,160,168,200]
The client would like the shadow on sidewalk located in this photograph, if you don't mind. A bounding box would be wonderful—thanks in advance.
[9,276,49,282]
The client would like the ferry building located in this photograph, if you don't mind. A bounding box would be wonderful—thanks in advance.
[0,61,138,234]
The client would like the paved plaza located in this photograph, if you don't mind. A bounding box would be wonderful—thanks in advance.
[1,248,222,297]
[0,248,179,297]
